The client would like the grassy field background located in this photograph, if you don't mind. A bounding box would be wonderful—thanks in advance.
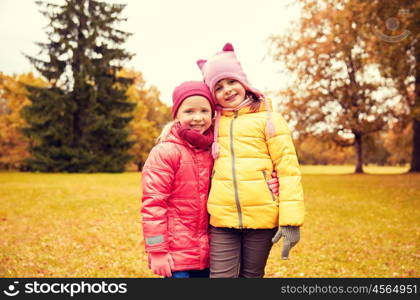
[0,165,419,277]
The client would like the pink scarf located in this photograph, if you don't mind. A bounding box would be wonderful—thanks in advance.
[175,123,214,150]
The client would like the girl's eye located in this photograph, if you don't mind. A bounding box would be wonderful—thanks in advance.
[202,109,210,113]
[228,79,236,84]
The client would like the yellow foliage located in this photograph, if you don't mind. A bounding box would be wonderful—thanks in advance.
[0,73,47,170]
[296,136,354,165]
[120,69,171,170]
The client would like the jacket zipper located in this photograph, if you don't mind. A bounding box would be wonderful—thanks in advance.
[230,111,243,229]
[262,170,277,202]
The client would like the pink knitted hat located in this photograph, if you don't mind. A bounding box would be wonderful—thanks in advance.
[196,43,264,99]
[171,81,215,119]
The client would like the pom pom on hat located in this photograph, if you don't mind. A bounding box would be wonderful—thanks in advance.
[196,43,264,99]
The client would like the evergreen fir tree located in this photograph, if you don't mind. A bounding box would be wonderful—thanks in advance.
[21,0,135,172]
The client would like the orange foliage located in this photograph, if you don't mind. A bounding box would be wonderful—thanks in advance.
[118,69,171,170]
[0,72,48,170]
[295,136,354,165]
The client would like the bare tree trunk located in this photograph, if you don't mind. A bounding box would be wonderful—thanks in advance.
[409,119,420,172]
[409,67,420,173]
[354,132,364,173]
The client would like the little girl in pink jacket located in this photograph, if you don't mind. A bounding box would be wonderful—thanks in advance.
[141,81,215,278]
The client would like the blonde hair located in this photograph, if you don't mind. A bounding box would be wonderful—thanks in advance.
[156,121,175,143]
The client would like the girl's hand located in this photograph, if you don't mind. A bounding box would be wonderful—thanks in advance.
[149,252,175,277]
[267,171,279,196]
[272,226,300,259]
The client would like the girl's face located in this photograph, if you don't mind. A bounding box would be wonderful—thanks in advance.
[214,78,246,108]
[175,95,212,134]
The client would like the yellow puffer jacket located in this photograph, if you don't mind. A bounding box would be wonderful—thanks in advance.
[208,101,305,229]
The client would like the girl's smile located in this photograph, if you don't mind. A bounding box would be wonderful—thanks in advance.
[225,92,239,102]
[190,124,207,131]
[214,78,246,108]
[175,95,212,134]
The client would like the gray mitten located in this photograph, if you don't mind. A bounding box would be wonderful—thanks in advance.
[272,226,300,260]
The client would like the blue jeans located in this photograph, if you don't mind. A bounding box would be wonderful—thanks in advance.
[170,268,210,278]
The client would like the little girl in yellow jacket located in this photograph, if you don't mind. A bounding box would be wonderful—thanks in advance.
[197,43,305,278]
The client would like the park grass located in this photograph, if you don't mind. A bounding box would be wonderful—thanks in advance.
[300,164,410,174]
[0,166,419,278]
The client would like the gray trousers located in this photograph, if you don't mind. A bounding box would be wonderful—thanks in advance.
[209,226,276,278]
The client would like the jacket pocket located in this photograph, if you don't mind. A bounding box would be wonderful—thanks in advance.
[262,170,277,202]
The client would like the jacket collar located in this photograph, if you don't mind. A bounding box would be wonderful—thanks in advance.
[221,98,273,117]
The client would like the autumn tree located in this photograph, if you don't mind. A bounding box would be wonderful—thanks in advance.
[295,135,354,165]
[362,132,390,166]
[270,0,401,173]
[121,69,171,171]
[0,73,47,170]
[22,0,135,172]
[383,121,412,165]
[295,131,394,166]
[0,72,30,170]
[364,0,419,172]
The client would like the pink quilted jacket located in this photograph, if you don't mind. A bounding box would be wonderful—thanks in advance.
[141,127,213,271]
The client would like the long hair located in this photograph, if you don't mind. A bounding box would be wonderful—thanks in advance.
[247,91,263,112]
[156,121,175,143]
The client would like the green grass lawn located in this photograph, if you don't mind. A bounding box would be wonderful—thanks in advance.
[0,166,419,277]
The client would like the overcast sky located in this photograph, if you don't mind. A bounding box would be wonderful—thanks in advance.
[0,0,300,105]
